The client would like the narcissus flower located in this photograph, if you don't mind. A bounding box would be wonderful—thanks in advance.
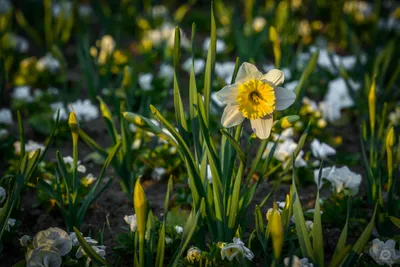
[215,63,296,139]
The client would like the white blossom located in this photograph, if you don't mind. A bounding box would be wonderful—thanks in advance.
[151,167,167,181]
[182,58,205,75]
[322,77,359,122]
[175,225,183,234]
[0,108,13,125]
[314,166,362,196]
[215,62,236,84]
[284,255,314,267]
[12,86,33,103]
[36,53,61,74]
[252,17,267,32]
[165,236,173,244]
[33,227,72,256]
[124,214,137,232]
[369,239,400,266]
[138,73,153,91]
[221,237,254,261]
[26,246,62,267]
[310,139,336,159]
[0,0,11,15]
[203,37,226,54]
[69,232,98,247]
[14,140,45,155]
[0,186,6,203]
[9,33,29,53]
[158,63,174,84]
[51,99,99,122]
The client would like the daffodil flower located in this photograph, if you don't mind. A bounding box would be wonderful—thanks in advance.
[215,62,296,139]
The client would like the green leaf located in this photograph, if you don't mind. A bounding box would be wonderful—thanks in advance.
[220,129,246,164]
[169,202,202,267]
[17,111,25,160]
[332,197,352,260]
[155,223,166,267]
[149,105,205,206]
[294,50,319,99]
[98,96,118,145]
[313,191,324,266]
[291,160,313,259]
[389,216,400,228]
[203,3,216,122]
[73,227,111,267]
[173,27,188,136]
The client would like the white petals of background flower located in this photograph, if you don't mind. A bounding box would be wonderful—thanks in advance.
[12,86,34,103]
[283,255,314,267]
[36,53,61,74]
[203,37,226,54]
[322,77,359,122]
[124,214,138,232]
[221,237,254,261]
[182,58,205,75]
[158,63,174,84]
[311,139,336,159]
[33,227,72,256]
[51,99,99,121]
[26,246,62,267]
[369,238,400,266]
[151,167,167,181]
[175,225,183,234]
[314,166,362,196]
[0,108,13,125]
[0,186,6,204]
[215,62,236,84]
[138,73,153,91]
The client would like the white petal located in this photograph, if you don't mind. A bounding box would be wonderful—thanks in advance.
[215,84,239,105]
[261,69,285,86]
[275,87,296,110]
[221,105,245,128]
[235,62,262,83]
[250,115,273,139]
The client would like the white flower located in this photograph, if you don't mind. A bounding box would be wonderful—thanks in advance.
[211,92,225,108]
[252,17,267,32]
[310,139,336,159]
[285,80,299,91]
[99,35,115,56]
[33,227,72,256]
[305,221,314,232]
[151,5,168,18]
[0,186,6,203]
[69,232,98,247]
[4,217,16,231]
[158,63,174,84]
[322,77,359,122]
[77,165,86,174]
[215,63,296,139]
[81,174,97,186]
[369,239,400,266]
[0,108,12,125]
[151,167,167,181]
[124,214,137,232]
[145,23,189,49]
[14,140,45,155]
[12,86,33,103]
[138,73,153,91]
[9,33,29,53]
[182,58,205,75]
[0,129,8,139]
[78,4,92,17]
[187,247,201,263]
[76,245,106,259]
[175,225,183,234]
[388,106,400,126]
[314,166,362,196]
[54,99,98,122]
[20,235,32,247]
[221,237,254,261]
[52,1,72,17]
[165,236,173,244]
[203,37,226,54]
[36,53,60,74]
[317,49,356,73]
[264,138,307,168]
[284,255,314,267]
[0,0,11,15]
[215,62,236,84]
[26,246,62,267]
